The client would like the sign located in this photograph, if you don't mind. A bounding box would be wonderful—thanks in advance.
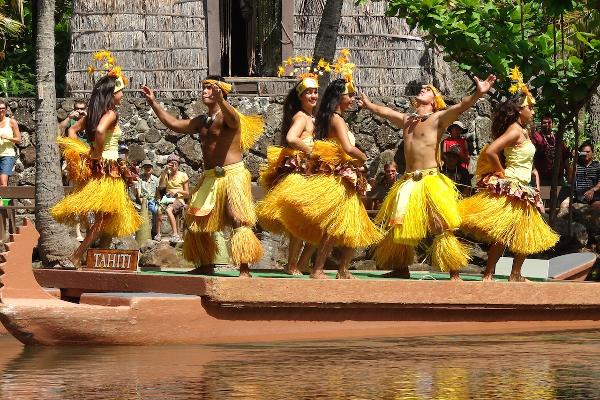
[85,249,139,272]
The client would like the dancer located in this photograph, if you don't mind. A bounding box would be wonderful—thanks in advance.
[459,67,559,282]
[52,51,141,266]
[359,75,496,280]
[256,58,326,275]
[281,56,383,279]
[142,76,264,278]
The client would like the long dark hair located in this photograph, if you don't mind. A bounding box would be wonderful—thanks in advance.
[315,79,346,140]
[85,75,117,143]
[491,94,525,140]
[280,82,303,146]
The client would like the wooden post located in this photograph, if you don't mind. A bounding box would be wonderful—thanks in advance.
[281,0,294,62]
[136,198,151,245]
[206,0,221,76]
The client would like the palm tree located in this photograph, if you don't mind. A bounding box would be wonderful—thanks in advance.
[35,0,76,267]
[311,0,344,93]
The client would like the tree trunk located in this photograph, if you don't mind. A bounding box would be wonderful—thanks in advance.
[35,0,77,266]
[587,87,600,145]
[311,0,344,93]
[549,121,566,224]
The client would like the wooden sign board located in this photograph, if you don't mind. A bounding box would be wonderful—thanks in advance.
[85,249,139,272]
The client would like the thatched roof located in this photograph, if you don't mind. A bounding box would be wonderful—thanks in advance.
[65,0,446,98]
[293,0,438,97]
[65,0,208,98]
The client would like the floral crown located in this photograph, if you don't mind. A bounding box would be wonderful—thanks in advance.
[277,55,330,95]
[87,50,129,93]
[331,49,356,94]
[508,66,535,106]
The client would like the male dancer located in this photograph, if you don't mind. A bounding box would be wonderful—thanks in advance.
[358,75,496,280]
[142,76,263,277]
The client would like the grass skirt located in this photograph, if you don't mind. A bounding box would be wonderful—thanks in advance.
[183,163,262,265]
[373,171,469,272]
[51,137,141,237]
[459,190,559,255]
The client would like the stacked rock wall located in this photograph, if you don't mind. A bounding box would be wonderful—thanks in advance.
[4,95,492,188]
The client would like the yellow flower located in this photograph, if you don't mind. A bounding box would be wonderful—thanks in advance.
[284,57,293,66]
[305,57,313,64]
[293,56,303,64]
[277,66,285,77]
[318,58,328,68]
[108,66,122,78]
[509,66,523,82]
[324,65,331,73]
[340,48,351,57]
[93,50,111,62]
[508,83,519,94]
[87,65,96,75]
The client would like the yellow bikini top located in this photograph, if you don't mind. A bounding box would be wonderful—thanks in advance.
[101,124,122,160]
[503,139,535,184]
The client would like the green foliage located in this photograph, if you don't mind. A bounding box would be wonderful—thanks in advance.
[0,1,72,97]
[366,0,600,125]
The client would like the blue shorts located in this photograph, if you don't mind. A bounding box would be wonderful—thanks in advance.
[148,199,159,215]
[0,156,16,176]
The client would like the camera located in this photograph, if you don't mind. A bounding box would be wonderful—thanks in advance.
[578,151,587,157]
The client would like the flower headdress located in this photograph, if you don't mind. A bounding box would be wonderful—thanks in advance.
[508,66,535,107]
[87,50,128,93]
[277,55,330,96]
[331,49,356,95]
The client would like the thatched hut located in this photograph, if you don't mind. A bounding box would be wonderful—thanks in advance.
[66,0,445,98]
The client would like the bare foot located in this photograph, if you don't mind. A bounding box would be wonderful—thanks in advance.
[239,265,252,278]
[310,271,330,279]
[381,268,410,279]
[283,266,303,276]
[508,274,530,282]
[336,271,356,279]
[482,274,494,282]
[187,265,215,275]
[449,272,462,281]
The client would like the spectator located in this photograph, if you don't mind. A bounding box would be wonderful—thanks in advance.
[156,154,189,243]
[441,145,471,196]
[58,99,87,142]
[365,161,398,209]
[0,100,21,186]
[441,121,469,169]
[573,142,600,206]
[531,113,570,185]
[135,159,160,237]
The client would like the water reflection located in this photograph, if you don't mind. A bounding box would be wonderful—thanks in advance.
[0,331,599,399]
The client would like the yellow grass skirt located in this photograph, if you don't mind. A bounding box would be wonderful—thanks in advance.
[51,138,141,237]
[280,173,383,248]
[459,190,559,255]
[373,170,469,272]
[183,162,262,265]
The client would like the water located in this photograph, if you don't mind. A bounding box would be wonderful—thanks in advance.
[0,331,599,399]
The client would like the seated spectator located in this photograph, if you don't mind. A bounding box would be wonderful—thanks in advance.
[441,121,469,169]
[156,154,189,243]
[0,100,21,187]
[574,142,600,206]
[531,113,570,185]
[58,99,87,142]
[135,159,160,237]
[441,145,471,196]
[366,161,398,210]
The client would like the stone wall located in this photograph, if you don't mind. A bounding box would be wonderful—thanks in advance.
[4,95,493,188]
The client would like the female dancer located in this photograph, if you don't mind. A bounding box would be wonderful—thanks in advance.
[256,75,319,275]
[282,78,383,279]
[459,68,559,281]
[52,52,141,266]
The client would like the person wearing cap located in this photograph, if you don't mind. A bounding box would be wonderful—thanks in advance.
[156,154,189,242]
[52,51,141,267]
[459,67,559,282]
[141,76,264,277]
[358,74,497,280]
[441,145,471,196]
[134,159,160,236]
[441,121,469,170]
